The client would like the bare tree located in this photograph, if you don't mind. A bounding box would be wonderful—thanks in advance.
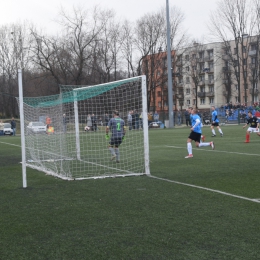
[208,0,257,106]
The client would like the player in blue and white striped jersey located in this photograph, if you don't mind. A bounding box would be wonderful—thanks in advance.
[185,108,215,158]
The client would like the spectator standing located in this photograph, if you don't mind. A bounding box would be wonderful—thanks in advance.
[0,120,4,136]
[135,110,140,129]
[184,109,191,127]
[127,111,132,130]
[153,111,159,122]
[10,117,16,136]
[105,113,110,126]
[91,114,97,132]
[132,111,136,129]
[177,109,182,125]
[87,114,92,130]
[148,112,153,127]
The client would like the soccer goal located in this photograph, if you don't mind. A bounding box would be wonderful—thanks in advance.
[17,75,150,181]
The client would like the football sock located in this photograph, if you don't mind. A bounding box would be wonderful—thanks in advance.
[199,142,210,147]
[109,147,115,155]
[187,142,192,155]
[212,129,216,135]
[115,148,120,161]
[218,129,223,134]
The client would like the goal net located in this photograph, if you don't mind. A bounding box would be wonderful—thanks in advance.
[18,76,150,180]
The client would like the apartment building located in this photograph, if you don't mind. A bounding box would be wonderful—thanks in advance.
[143,37,260,112]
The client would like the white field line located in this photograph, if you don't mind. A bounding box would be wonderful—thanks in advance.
[165,145,260,157]
[149,175,260,204]
[2,140,260,203]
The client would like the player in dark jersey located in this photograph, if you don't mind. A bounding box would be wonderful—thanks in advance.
[106,110,126,162]
[242,111,260,143]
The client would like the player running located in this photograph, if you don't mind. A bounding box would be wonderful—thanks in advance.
[211,106,224,137]
[185,108,214,158]
[106,110,126,163]
[242,111,260,143]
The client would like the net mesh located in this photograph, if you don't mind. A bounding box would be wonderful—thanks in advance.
[18,77,148,180]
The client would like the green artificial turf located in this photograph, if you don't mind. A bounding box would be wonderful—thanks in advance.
[0,125,260,260]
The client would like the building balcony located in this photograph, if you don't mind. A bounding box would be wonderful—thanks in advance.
[206,91,215,97]
[249,50,257,56]
[176,93,184,99]
[198,92,206,97]
[249,88,259,95]
[222,79,228,84]
[198,80,205,86]
[222,67,231,72]
[177,82,183,87]
[208,80,214,85]
[222,54,230,60]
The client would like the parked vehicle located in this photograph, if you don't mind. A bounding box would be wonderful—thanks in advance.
[3,123,13,135]
[27,122,47,134]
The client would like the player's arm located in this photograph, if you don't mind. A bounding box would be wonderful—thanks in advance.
[242,121,248,128]
[191,119,200,130]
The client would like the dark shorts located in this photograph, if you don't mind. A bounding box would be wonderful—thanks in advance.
[188,131,201,143]
[109,137,122,147]
[211,122,219,127]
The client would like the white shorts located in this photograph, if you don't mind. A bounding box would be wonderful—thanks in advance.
[248,127,259,133]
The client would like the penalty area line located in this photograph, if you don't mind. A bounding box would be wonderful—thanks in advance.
[149,175,260,204]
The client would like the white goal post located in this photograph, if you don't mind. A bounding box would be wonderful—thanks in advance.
[17,75,150,181]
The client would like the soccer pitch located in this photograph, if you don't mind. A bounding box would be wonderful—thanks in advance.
[0,125,260,259]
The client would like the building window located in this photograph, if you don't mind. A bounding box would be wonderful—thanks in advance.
[200,98,205,105]
[193,99,196,105]
[209,86,214,92]
[186,66,190,71]
[235,96,238,102]
[185,55,189,61]
[243,59,247,65]
[251,57,256,64]
[186,88,190,94]
[187,99,190,105]
[251,44,257,51]
[208,49,214,58]
[199,51,204,59]
[157,91,161,97]
[209,97,214,104]
[158,101,161,107]
[243,46,246,53]
[164,101,168,107]
[200,87,205,92]
[186,77,190,83]
[235,85,238,90]
[192,54,196,59]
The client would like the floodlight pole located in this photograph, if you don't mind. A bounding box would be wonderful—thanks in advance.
[166,0,174,128]
[18,69,27,188]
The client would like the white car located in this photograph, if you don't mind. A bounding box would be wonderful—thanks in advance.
[3,123,13,135]
[27,122,47,134]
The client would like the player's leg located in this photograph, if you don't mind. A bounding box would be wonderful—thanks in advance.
[108,138,116,160]
[217,125,223,137]
[211,125,216,137]
[245,129,251,143]
[185,138,193,158]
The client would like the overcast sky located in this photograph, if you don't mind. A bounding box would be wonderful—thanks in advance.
[0,0,218,39]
